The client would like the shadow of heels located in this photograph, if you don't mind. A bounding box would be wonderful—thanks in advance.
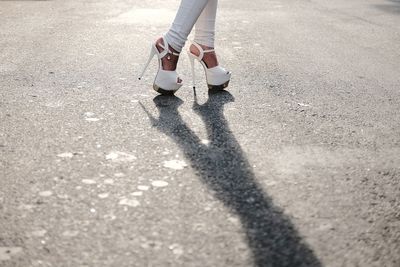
[140,91,321,267]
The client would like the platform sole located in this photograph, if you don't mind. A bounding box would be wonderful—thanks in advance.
[208,80,230,91]
[153,84,178,95]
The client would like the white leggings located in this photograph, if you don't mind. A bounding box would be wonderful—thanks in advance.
[165,0,218,52]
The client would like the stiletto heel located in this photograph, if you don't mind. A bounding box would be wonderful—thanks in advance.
[138,36,183,95]
[138,45,157,80]
[187,41,231,91]
[188,53,196,89]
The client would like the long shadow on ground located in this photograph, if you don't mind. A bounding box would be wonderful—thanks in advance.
[141,91,321,267]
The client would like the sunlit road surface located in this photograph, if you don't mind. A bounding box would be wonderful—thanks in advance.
[1,0,399,266]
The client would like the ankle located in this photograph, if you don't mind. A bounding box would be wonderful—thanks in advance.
[156,37,180,71]
[189,43,213,57]
[190,44,219,68]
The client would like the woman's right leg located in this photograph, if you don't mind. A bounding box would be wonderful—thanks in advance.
[164,0,210,53]
[192,0,219,68]
[194,0,218,49]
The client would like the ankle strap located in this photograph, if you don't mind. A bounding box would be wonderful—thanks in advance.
[190,41,214,61]
[157,36,180,58]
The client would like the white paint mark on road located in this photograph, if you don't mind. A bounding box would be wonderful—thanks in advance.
[119,198,140,207]
[151,180,169,187]
[163,160,187,170]
[106,151,137,162]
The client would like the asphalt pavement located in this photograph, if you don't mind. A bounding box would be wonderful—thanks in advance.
[1,0,399,266]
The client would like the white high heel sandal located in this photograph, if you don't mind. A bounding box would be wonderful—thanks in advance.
[138,36,183,95]
[188,41,231,91]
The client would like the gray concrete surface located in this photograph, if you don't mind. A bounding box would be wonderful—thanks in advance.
[1,0,400,266]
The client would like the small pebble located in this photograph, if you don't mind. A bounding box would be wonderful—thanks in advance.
[106,151,136,162]
[82,179,96,185]
[84,112,95,117]
[57,152,73,158]
[103,179,114,185]
[137,185,149,191]
[85,118,100,122]
[163,160,187,170]
[98,193,109,199]
[297,102,311,107]
[201,139,210,145]
[169,244,184,256]
[39,191,53,197]
[152,180,169,188]
[119,198,140,207]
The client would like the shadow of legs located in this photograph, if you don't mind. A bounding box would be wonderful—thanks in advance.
[141,92,321,267]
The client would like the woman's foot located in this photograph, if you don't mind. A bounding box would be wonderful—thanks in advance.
[189,43,219,68]
[188,41,231,91]
[155,37,182,83]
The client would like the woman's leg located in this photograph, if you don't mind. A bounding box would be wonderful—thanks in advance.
[194,0,218,48]
[164,0,210,53]
[191,0,219,68]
